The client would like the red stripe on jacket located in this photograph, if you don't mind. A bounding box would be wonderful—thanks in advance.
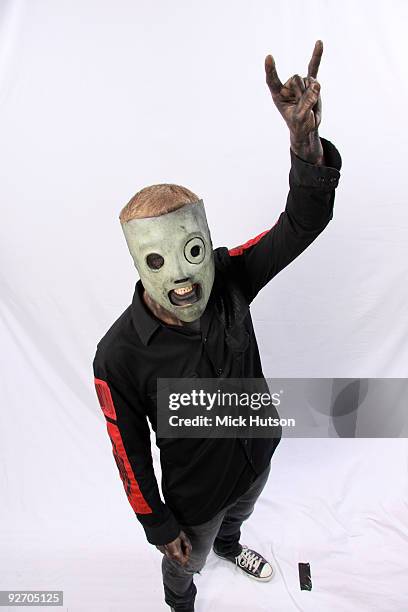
[228,229,270,257]
[106,421,152,514]
[94,378,117,420]
[94,377,152,514]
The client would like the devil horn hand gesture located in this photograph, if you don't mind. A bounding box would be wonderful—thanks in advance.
[265,40,325,165]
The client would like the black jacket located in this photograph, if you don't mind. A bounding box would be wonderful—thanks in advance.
[93,138,342,545]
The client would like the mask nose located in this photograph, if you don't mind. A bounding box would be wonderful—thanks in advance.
[174,278,190,284]
[171,255,189,284]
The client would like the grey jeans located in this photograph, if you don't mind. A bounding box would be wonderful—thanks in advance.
[162,462,271,610]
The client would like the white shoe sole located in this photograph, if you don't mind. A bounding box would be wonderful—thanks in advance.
[213,550,274,582]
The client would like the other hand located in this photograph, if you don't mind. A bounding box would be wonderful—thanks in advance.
[156,531,192,566]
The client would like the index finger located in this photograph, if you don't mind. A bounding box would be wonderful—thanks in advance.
[265,54,283,94]
[307,40,323,78]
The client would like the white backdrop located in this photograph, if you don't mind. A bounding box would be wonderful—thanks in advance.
[1,1,407,610]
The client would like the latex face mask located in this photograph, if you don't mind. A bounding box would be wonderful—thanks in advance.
[122,200,215,322]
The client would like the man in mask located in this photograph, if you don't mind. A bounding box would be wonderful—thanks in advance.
[93,41,341,611]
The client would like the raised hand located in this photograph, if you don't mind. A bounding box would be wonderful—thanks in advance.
[265,40,324,165]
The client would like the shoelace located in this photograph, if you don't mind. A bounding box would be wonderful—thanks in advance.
[236,547,262,573]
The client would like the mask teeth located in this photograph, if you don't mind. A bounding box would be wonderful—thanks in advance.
[173,283,194,296]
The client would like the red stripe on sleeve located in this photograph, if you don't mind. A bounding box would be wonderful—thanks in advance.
[228,229,270,257]
[106,421,152,514]
[94,377,117,420]
[94,377,152,514]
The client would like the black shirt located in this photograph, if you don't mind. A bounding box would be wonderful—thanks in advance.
[93,138,342,545]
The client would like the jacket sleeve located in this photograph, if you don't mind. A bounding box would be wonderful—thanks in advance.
[92,354,180,546]
[228,137,342,303]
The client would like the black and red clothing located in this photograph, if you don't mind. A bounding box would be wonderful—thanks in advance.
[93,138,342,545]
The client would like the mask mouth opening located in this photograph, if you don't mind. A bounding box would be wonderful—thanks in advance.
[168,283,201,307]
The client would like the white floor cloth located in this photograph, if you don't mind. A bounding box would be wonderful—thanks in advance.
[1,391,407,611]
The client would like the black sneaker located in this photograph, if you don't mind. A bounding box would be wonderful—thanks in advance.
[214,544,274,582]
[170,608,194,612]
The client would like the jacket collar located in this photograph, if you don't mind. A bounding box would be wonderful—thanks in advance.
[131,280,161,346]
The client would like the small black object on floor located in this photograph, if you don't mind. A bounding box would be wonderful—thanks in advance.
[298,562,312,591]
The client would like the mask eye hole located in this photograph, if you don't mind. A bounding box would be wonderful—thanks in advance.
[146,253,164,270]
[184,237,205,264]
